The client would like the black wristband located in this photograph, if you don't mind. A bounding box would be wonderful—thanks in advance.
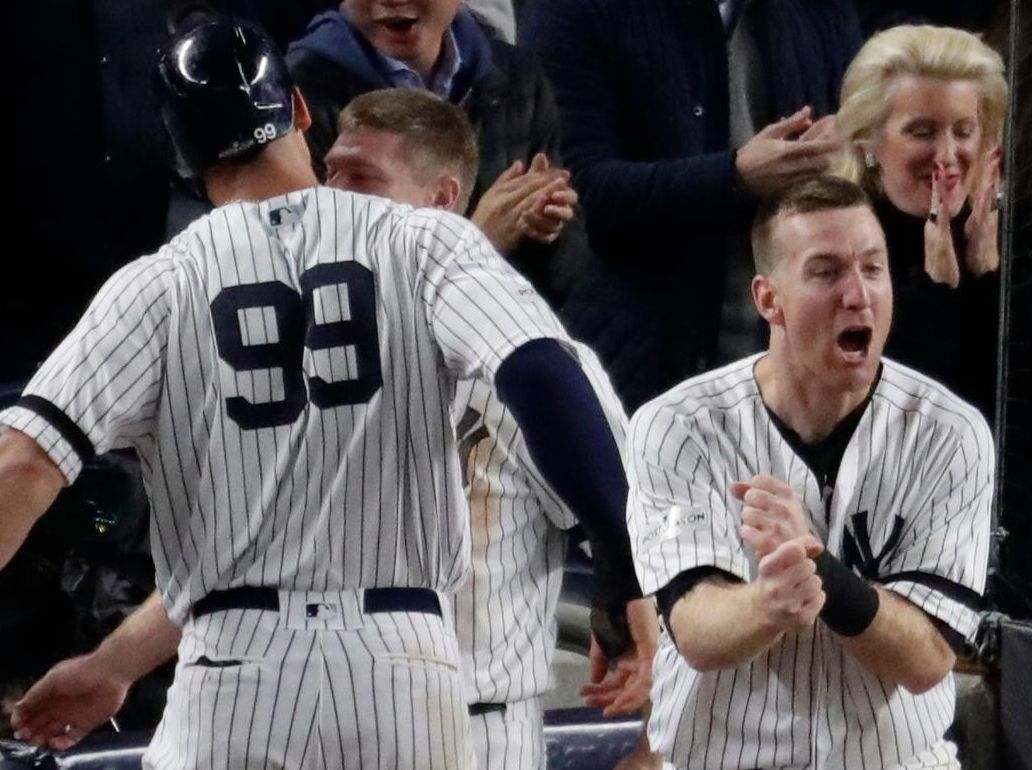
[590,537,644,606]
[590,600,633,659]
[814,552,880,637]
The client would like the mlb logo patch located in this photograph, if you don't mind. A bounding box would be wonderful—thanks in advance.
[306,602,338,619]
[268,204,302,228]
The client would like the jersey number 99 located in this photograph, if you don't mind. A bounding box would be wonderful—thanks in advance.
[210,263,382,429]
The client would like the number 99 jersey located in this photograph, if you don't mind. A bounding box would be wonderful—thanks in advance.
[1,187,572,624]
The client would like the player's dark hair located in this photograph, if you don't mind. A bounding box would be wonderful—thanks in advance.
[751,176,874,274]
[337,89,480,214]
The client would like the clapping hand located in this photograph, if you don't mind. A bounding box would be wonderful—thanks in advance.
[964,146,1002,277]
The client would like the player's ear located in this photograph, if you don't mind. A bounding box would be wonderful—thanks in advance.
[430,176,462,213]
[292,87,312,133]
[752,274,784,326]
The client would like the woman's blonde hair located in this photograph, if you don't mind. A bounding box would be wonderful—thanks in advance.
[834,25,1008,193]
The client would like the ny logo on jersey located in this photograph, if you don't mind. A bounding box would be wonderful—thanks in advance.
[841,511,905,579]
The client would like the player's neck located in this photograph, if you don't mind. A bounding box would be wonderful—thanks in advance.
[753,354,871,444]
[204,135,318,207]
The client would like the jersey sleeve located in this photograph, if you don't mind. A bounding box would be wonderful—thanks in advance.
[0,253,176,484]
[416,212,571,383]
[626,400,750,596]
[877,416,994,639]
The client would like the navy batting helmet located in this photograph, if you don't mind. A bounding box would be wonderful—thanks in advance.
[155,18,295,177]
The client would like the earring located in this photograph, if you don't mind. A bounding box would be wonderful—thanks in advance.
[864,150,877,169]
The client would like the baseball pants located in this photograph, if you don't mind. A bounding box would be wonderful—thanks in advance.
[470,697,545,770]
[144,588,472,770]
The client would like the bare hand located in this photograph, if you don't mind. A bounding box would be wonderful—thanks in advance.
[520,184,578,244]
[733,475,811,558]
[798,113,839,143]
[471,154,574,255]
[924,163,961,288]
[754,537,825,633]
[517,154,577,245]
[581,598,658,716]
[9,654,131,751]
[964,146,1001,277]
[735,107,840,197]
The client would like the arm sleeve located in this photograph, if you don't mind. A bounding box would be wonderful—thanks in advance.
[420,213,571,383]
[0,255,175,483]
[520,343,628,531]
[495,339,640,603]
[626,400,751,596]
[876,417,995,640]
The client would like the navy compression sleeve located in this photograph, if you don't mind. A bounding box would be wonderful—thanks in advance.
[495,339,642,603]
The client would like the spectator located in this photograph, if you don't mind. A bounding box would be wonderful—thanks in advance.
[285,0,591,306]
[834,24,1008,418]
[521,0,861,410]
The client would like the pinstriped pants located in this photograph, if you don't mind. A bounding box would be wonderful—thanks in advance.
[470,698,545,770]
[144,590,472,769]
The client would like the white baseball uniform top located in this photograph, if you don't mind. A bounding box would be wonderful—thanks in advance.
[451,341,627,704]
[628,354,993,770]
[1,187,571,624]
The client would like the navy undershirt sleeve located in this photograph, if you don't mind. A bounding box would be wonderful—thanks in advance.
[495,339,642,603]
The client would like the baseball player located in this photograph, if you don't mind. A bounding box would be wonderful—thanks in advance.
[627,177,993,770]
[1,19,649,769]
[329,91,653,769]
[10,87,655,770]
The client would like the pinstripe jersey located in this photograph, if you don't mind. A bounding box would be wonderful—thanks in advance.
[627,354,993,770]
[451,341,627,704]
[1,186,571,625]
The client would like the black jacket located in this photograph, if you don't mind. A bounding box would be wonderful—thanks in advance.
[522,0,862,410]
[877,199,1000,420]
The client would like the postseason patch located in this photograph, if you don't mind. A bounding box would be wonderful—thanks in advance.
[640,505,709,550]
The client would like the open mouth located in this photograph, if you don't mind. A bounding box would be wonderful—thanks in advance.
[837,326,872,360]
[380,16,418,32]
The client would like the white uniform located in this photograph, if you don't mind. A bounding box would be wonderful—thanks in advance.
[451,342,626,770]
[627,354,993,770]
[1,187,572,770]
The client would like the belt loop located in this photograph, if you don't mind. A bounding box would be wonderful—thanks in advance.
[468,703,507,717]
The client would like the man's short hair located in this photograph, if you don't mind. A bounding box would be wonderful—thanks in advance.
[338,89,480,214]
[751,176,874,274]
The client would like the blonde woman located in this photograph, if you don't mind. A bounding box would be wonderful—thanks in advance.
[834,24,1008,417]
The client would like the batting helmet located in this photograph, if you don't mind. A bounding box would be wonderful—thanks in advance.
[155,18,295,177]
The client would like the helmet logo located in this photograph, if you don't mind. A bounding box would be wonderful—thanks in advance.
[253,123,279,144]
